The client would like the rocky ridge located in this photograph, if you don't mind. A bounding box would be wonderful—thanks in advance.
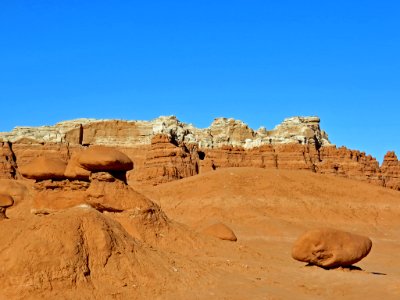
[0,116,398,190]
[0,116,331,147]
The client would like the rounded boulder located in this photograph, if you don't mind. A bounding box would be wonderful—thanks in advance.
[202,222,237,241]
[0,194,14,207]
[78,147,133,172]
[19,157,67,180]
[292,228,372,268]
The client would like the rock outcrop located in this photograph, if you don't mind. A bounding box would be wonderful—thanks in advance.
[0,141,17,179]
[292,228,372,268]
[0,116,398,190]
[0,116,332,148]
[0,208,176,299]
[131,134,199,185]
[381,151,400,191]
[0,193,14,219]
[19,156,67,181]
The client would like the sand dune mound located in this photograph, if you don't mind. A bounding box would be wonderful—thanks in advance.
[144,167,400,230]
[292,228,373,268]
[0,207,178,299]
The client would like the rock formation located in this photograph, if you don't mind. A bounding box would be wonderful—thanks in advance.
[381,151,400,190]
[0,207,177,299]
[0,193,14,219]
[0,141,17,179]
[202,222,238,241]
[292,228,372,268]
[1,116,398,190]
[19,156,67,181]
[22,147,170,248]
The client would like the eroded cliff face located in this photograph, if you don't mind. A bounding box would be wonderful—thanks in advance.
[381,152,400,190]
[0,116,398,190]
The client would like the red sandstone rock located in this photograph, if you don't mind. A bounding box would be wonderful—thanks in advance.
[19,156,67,181]
[0,118,398,191]
[292,228,372,268]
[0,141,17,179]
[64,153,91,180]
[0,194,14,207]
[0,208,175,298]
[0,193,14,219]
[132,134,199,185]
[202,222,237,241]
[78,146,133,171]
[381,151,400,191]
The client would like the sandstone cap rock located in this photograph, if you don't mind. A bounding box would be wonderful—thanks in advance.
[292,228,372,268]
[19,157,67,180]
[202,222,237,241]
[64,154,91,180]
[77,146,133,172]
[0,193,14,207]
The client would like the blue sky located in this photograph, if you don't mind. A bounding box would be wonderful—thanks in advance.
[1,1,399,162]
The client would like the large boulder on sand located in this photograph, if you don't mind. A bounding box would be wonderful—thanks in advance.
[202,222,237,241]
[77,146,133,172]
[292,228,372,268]
[19,157,67,180]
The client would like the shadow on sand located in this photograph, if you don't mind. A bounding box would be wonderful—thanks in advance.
[304,263,387,275]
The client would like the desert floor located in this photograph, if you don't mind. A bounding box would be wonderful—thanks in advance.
[2,167,400,299]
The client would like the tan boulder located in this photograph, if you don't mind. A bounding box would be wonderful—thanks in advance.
[292,228,372,268]
[78,146,133,172]
[19,156,67,180]
[202,222,237,241]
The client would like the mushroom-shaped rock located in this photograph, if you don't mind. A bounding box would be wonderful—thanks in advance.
[292,228,372,268]
[202,222,237,241]
[0,193,14,219]
[64,154,91,180]
[19,157,67,180]
[78,146,133,172]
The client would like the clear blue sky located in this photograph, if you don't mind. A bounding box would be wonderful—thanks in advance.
[1,1,399,162]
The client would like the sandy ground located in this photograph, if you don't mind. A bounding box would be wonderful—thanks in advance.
[137,167,400,300]
[2,167,400,299]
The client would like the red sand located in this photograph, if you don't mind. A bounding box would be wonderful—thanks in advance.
[1,167,400,299]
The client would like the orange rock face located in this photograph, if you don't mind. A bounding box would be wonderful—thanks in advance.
[131,134,199,185]
[0,141,17,179]
[381,151,400,190]
[0,117,398,191]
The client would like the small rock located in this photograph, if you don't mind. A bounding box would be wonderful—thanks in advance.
[202,222,237,241]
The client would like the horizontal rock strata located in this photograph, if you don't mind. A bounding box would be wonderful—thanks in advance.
[0,116,398,190]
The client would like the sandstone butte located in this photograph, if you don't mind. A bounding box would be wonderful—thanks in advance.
[0,115,398,190]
